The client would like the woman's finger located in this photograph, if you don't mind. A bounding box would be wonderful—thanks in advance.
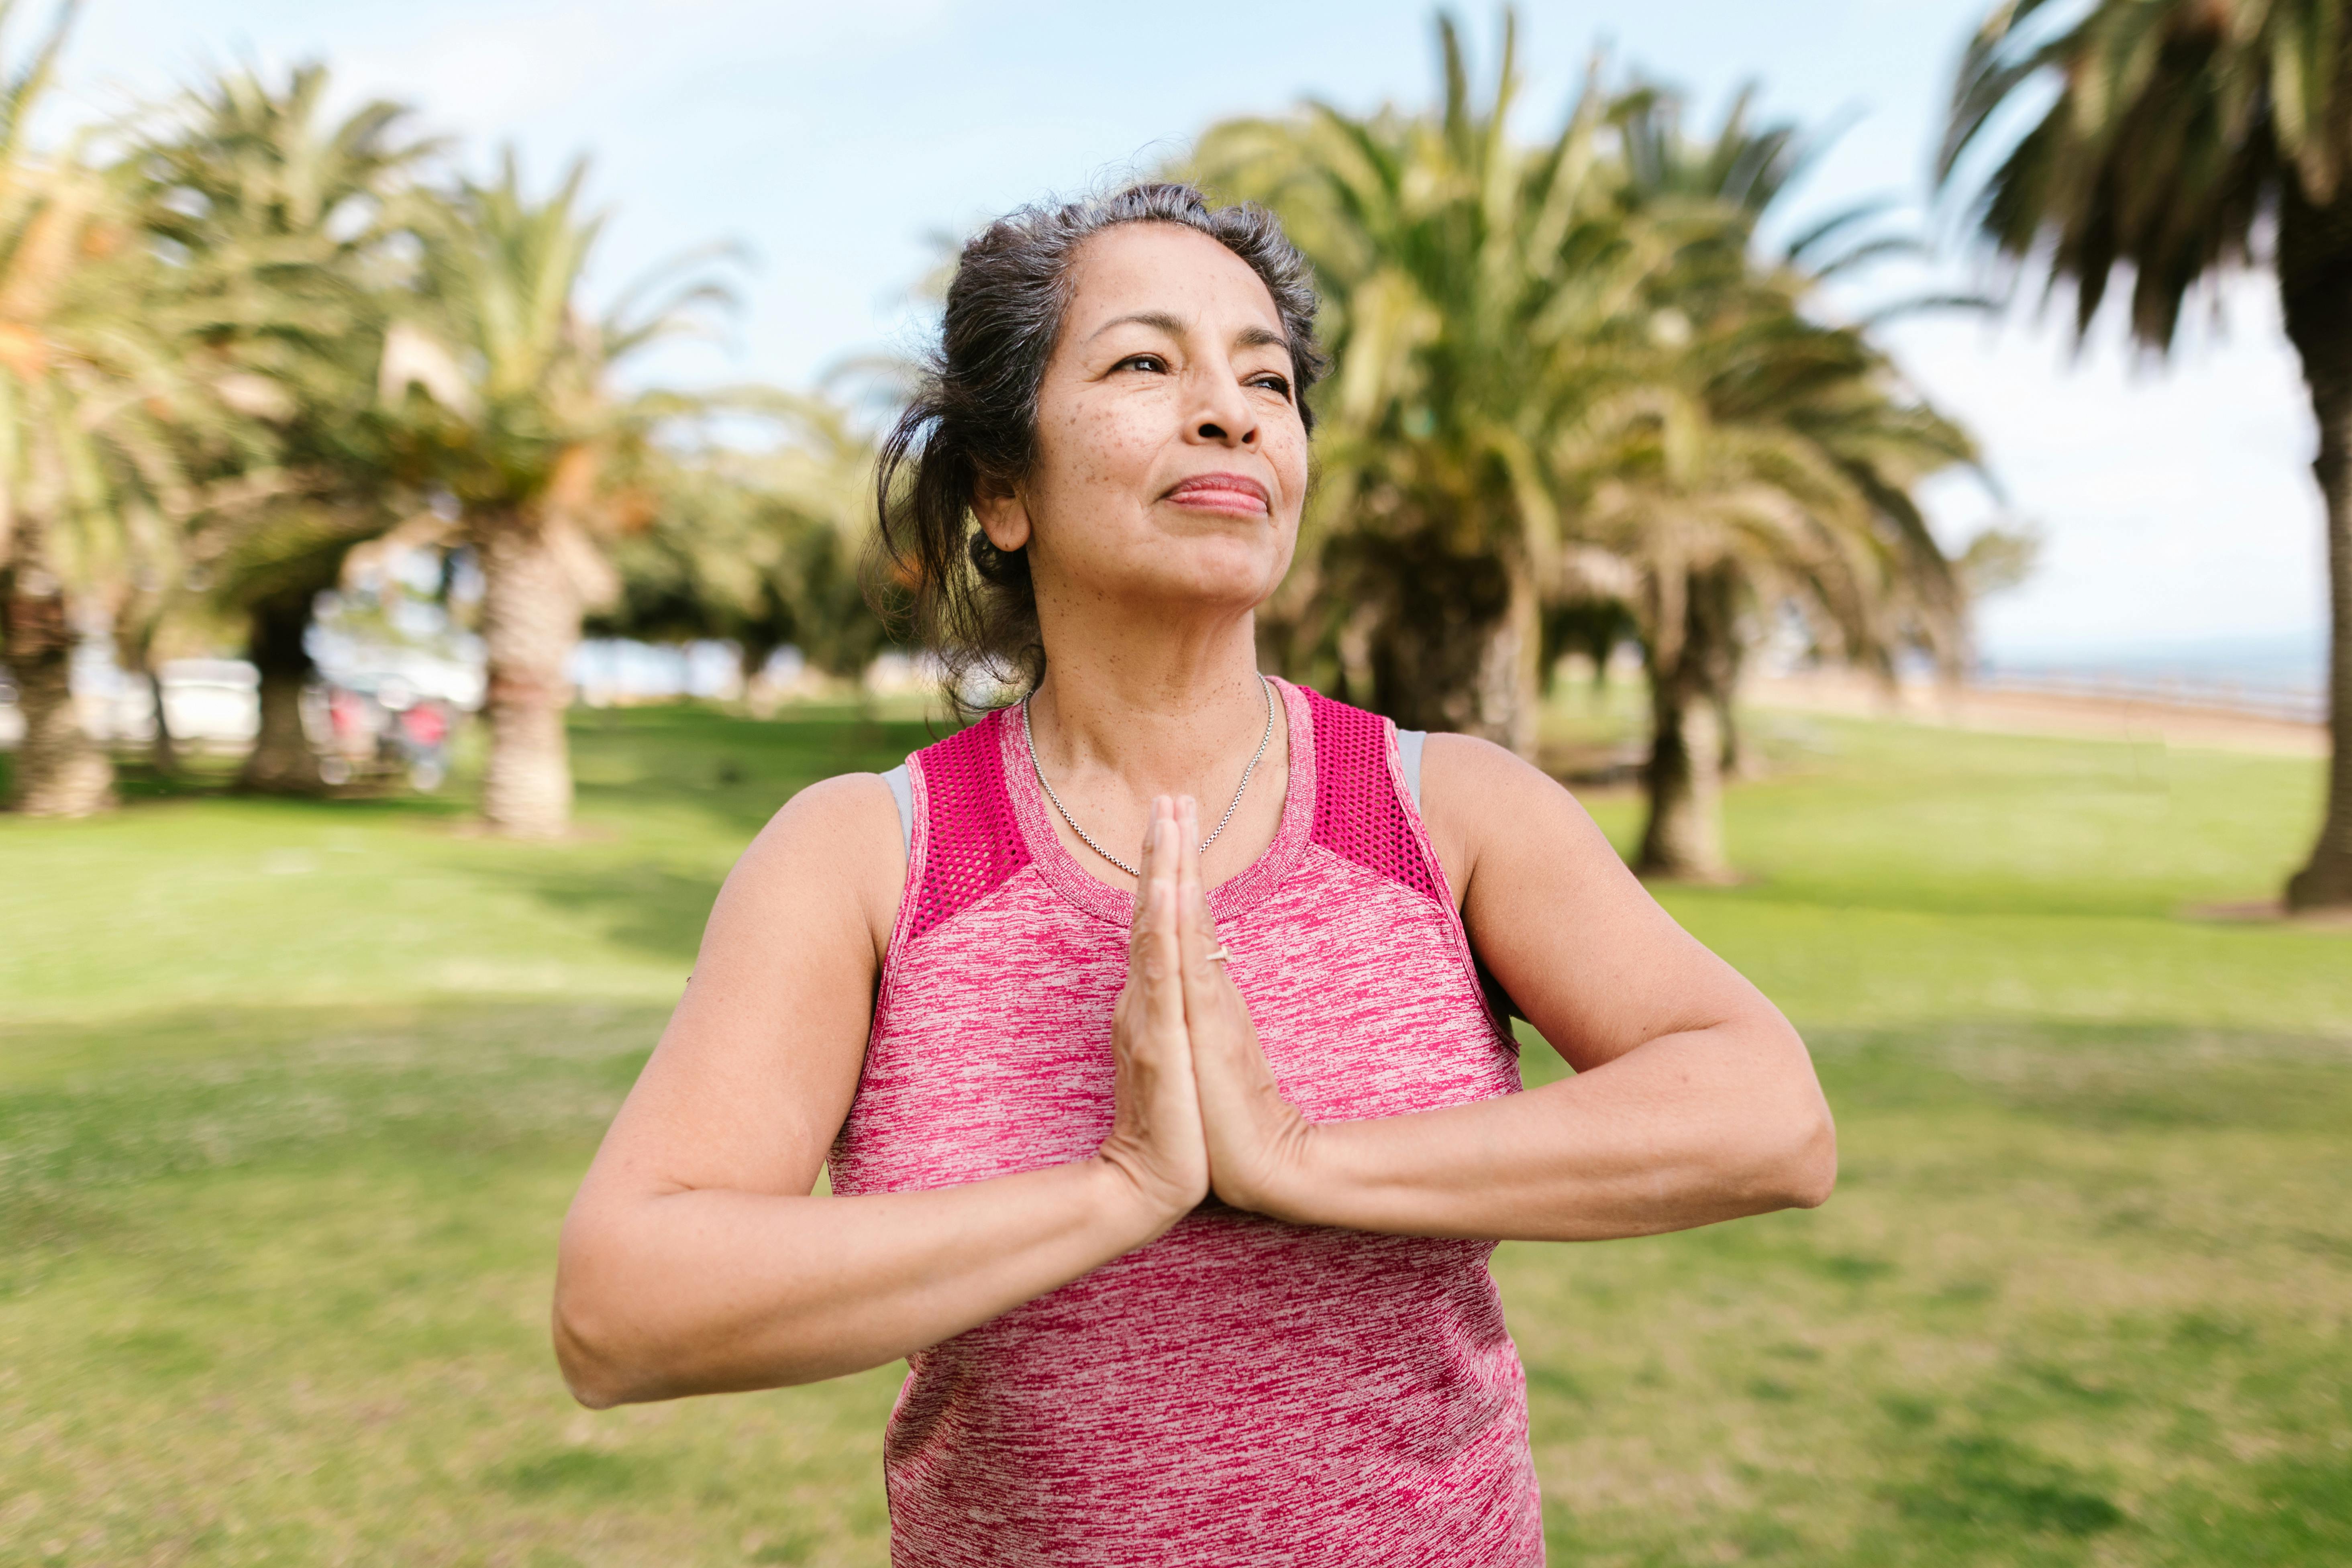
[1128,797,1173,955]
[1144,807,1186,1032]
[1144,872,1178,1008]
[1171,795,1197,943]
[1099,799,1210,1218]
[1127,801,1175,1023]
[1172,796,1220,980]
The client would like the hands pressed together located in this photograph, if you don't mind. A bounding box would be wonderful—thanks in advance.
[1094,796,1316,1231]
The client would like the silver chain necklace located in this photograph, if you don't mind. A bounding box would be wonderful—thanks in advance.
[1022,674,1275,880]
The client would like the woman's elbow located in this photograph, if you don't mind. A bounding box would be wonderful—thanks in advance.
[552,1288,632,1408]
[1776,1098,1838,1210]
[551,1218,663,1408]
[1753,1065,1838,1210]
[552,1271,640,1408]
[1739,1030,1837,1212]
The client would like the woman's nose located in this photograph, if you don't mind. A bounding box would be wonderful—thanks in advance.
[1191,375,1258,447]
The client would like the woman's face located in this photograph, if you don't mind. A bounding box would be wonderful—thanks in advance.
[978,222,1310,623]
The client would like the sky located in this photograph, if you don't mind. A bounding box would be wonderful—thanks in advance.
[50,0,2331,681]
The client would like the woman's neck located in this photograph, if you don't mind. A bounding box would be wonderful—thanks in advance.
[1024,615,1271,798]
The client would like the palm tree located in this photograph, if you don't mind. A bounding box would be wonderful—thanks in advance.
[597,391,898,698]
[589,459,779,675]
[1192,13,1650,755]
[1198,14,1976,874]
[131,62,437,794]
[391,152,730,837]
[1943,0,2352,911]
[749,393,899,685]
[1579,88,1976,877]
[0,1,245,815]
[1565,303,1975,878]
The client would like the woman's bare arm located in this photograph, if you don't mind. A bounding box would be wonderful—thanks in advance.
[1182,738,1834,1241]
[551,780,1207,1407]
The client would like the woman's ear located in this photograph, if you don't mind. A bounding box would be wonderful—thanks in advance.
[972,473,1032,554]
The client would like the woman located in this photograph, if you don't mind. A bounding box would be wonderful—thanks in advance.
[553,183,1834,1564]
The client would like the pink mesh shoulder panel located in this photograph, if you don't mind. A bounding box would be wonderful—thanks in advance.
[1302,687,1449,906]
[905,709,1031,943]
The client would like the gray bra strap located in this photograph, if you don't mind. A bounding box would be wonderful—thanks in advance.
[882,763,913,861]
[1396,728,1426,811]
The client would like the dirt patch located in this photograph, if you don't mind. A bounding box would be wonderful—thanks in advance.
[2181,899,2352,932]
[1750,671,2326,758]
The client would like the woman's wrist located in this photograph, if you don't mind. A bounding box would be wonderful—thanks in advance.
[1213,1115,1324,1225]
[1085,1151,1198,1247]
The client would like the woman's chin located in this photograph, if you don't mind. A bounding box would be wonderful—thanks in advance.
[1107,561,1286,613]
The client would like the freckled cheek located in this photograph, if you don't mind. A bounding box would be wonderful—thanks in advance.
[1268,431,1311,515]
[1051,407,1156,495]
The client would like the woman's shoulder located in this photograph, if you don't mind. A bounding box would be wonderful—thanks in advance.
[1419,730,1535,786]
[1416,733,1600,904]
[764,769,906,838]
[728,771,907,962]
[1419,731,1593,828]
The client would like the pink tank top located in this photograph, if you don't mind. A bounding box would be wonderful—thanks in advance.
[831,679,1543,1565]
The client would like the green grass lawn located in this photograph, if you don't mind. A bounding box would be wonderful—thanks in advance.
[2,701,2347,1566]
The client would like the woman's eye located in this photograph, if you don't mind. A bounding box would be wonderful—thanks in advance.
[1116,354,1168,373]
[1251,374,1292,399]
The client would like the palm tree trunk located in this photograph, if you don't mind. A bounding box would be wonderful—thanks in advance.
[1638,567,1736,881]
[1689,565,1750,779]
[238,592,326,794]
[147,664,178,776]
[2287,402,2352,909]
[1713,684,1745,778]
[475,513,580,838]
[1474,563,1542,759]
[110,605,180,779]
[1638,650,1729,881]
[1363,532,1541,756]
[736,635,774,691]
[1,553,114,817]
[2278,191,2352,911]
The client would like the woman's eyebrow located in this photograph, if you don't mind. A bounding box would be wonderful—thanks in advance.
[1083,312,1290,354]
[1087,309,1188,343]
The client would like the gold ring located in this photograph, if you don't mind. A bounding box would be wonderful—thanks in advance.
[1205,946,1233,964]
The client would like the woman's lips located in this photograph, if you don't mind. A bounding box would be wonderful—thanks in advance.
[1164,472,1270,516]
